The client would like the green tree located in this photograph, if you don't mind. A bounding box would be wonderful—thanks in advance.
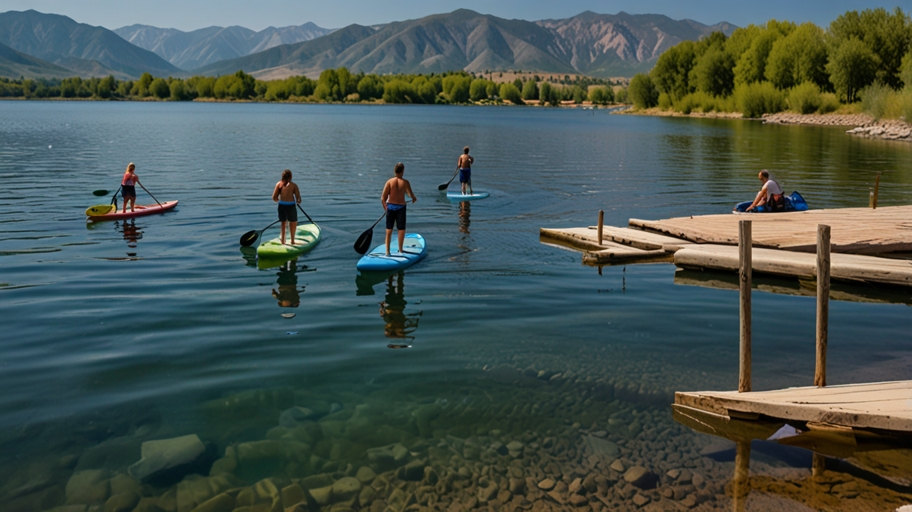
[512,78,523,91]
[96,75,116,98]
[766,23,829,90]
[521,80,538,100]
[149,78,170,99]
[442,75,471,103]
[650,41,697,100]
[357,75,384,100]
[412,76,437,104]
[588,86,614,104]
[828,8,912,89]
[469,79,489,101]
[691,47,735,97]
[499,83,522,104]
[827,37,880,102]
[629,73,659,109]
[169,79,191,101]
[538,81,553,105]
[135,72,154,97]
[382,79,415,103]
[901,52,912,88]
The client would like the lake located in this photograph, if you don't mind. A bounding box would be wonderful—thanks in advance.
[1,101,911,511]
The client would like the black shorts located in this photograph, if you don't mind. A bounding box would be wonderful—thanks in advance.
[121,185,136,198]
[386,205,406,230]
[278,203,297,222]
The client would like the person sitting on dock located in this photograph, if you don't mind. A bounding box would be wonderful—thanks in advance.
[745,170,785,212]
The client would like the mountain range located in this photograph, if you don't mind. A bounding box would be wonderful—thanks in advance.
[114,22,334,70]
[0,9,734,81]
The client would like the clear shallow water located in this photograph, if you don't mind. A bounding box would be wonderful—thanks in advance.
[1,102,911,510]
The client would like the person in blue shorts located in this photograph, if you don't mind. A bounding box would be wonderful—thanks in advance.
[381,163,417,255]
[457,146,474,195]
[271,169,301,245]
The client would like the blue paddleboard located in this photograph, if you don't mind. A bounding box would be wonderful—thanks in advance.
[733,191,809,213]
[356,233,427,272]
[446,191,489,202]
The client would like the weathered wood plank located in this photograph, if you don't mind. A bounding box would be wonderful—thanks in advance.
[674,244,912,287]
[630,206,912,255]
[675,380,912,432]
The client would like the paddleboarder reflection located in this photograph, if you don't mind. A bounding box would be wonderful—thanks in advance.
[117,219,142,247]
[379,272,421,347]
[458,201,470,234]
[272,259,307,308]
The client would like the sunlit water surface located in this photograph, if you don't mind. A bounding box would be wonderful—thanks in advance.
[1,102,911,511]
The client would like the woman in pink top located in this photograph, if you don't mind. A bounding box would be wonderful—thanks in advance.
[121,163,140,213]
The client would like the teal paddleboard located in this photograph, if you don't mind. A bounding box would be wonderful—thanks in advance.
[257,223,322,259]
[446,191,489,202]
[356,233,427,272]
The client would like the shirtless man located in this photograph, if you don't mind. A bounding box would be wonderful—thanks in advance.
[272,169,301,245]
[745,169,784,212]
[457,146,474,195]
[381,163,417,255]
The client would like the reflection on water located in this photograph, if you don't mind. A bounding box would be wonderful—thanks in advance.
[379,271,421,346]
[458,200,470,235]
[271,259,312,308]
[117,219,142,248]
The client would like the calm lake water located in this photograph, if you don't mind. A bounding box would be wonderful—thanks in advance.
[1,101,911,511]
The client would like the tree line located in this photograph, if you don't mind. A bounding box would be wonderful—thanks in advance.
[0,69,626,106]
[627,7,912,119]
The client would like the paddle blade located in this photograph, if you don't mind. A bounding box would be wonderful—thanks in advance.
[353,229,373,255]
[239,230,259,247]
[86,204,116,216]
[438,183,449,191]
[92,189,109,196]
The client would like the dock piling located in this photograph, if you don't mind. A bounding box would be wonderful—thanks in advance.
[873,172,881,209]
[597,210,604,246]
[816,224,830,388]
[739,220,752,393]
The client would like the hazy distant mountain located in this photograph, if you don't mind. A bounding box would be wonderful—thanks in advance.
[0,10,181,79]
[193,9,734,79]
[0,40,73,78]
[538,11,736,76]
[114,22,334,70]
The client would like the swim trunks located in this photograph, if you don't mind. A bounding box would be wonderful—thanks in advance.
[278,202,297,222]
[121,185,136,198]
[458,168,471,183]
[386,203,406,230]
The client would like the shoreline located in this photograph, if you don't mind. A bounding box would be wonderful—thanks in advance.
[619,108,912,143]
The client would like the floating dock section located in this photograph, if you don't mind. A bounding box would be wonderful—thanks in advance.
[540,205,912,288]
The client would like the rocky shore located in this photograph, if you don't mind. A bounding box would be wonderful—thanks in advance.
[762,113,912,143]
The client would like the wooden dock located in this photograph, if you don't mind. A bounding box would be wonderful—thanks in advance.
[539,205,912,288]
[675,381,912,433]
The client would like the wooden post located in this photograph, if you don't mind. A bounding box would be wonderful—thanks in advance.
[733,441,751,512]
[597,210,604,246]
[739,220,752,393]
[812,453,826,478]
[873,172,881,209]
[816,224,830,388]
[869,188,874,208]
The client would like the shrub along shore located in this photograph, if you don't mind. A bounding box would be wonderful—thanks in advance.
[0,69,625,107]
[626,7,912,126]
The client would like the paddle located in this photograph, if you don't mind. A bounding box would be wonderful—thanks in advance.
[240,219,281,247]
[92,189,109,196]
[139,183,163,208]
[353,212,387,255]
[85,186,122,216]
[438,169,459,191]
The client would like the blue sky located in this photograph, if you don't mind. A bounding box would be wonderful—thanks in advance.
[4,0,910,31]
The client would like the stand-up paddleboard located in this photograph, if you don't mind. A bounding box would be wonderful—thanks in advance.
[357,233,427,272]
[86,200,178,221]
[446,191,489,202]
[257,223,322,259]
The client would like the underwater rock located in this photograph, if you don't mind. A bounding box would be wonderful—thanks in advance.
[103,491,140,512]
[128,434,213,485]
[188,492,234,512]
[331,476,362,501]
[281,483,307,507]
[366,443,410,472]
[396,459,425,481]
[624,466,658,490]
[278,406,316,428]
[65,469,109,505]
[355,466,376,485]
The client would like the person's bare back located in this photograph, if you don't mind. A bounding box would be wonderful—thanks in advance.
[382,176,413,206]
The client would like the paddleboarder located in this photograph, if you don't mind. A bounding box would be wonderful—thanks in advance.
[381,163,417,255]
[457,146,474,195]
[271,169,301,245]
[121,162,140,213]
